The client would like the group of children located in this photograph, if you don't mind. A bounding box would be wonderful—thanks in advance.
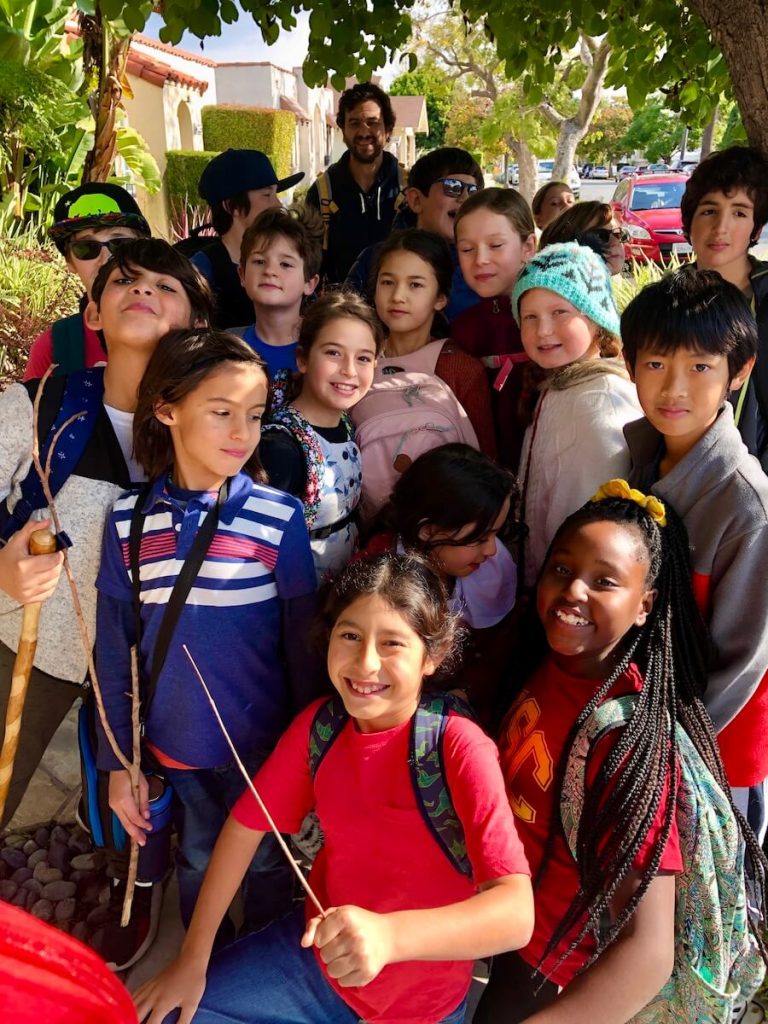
[1,143,768,1024]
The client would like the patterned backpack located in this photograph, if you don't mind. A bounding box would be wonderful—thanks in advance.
[308,693,474,877]
[562,695,765,1023]
[262,369,353,529]
[350,339,479,517]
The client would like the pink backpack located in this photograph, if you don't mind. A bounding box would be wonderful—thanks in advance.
[351,339,479,517]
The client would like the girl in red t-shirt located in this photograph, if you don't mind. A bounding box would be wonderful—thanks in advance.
[477,480,767,1023]
[134,552,532,1024]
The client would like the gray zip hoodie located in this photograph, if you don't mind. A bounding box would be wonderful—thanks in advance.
[625,404,768,787]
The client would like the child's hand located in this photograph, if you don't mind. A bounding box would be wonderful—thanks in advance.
[0,520,63,604]
[132,955,207,1024]
[302,905,396,987]
[108,769,152,845]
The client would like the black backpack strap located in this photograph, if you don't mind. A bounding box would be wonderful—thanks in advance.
[51,313,86,377]
[128,480,228,720]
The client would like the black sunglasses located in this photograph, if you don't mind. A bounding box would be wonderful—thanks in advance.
[591,227,629,244]
[68,237,134,261]
[437,177,480,199]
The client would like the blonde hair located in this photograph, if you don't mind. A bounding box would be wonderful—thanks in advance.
[454,187,534,241]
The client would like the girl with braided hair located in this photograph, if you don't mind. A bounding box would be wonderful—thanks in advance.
[476,480,768,1023]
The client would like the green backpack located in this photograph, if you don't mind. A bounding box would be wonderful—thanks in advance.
[308,693,474,878]
[562,695,765,1023]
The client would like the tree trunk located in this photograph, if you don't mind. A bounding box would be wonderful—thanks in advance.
[81,12,131,183]
[550,37,612,181]
[511,139,538,203]
[691,0,768,157]
[700,105,719,159]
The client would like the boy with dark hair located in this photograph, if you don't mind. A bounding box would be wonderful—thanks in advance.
[306,82,402,285]
[234,206,322,376]
[345,146,484,320]
[24,183,151,380]
[193,149,304,329]
[622,266,768,838]
[681,145,768,470]
[0,239,212,968]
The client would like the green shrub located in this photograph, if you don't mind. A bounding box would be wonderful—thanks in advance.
[165,150,217,206]
[201,106,295,179]
[612,255,684,312]
[0,236,81,383]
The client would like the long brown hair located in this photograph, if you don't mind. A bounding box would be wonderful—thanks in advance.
[133,328,269,482]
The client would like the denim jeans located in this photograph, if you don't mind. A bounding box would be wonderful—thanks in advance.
[161,906,468,1024]
[163,754,293,942]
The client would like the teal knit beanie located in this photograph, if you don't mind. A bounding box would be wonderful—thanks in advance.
[511,241,620,336]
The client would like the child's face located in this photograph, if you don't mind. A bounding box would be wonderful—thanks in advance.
[375,250,447,335]
[232,187,281,231]
[535,186,575,230]
[420,498,511,579]
[239,235,318,311]
[327,593,436,733]
[155,362,268,491]
[295,317,377,426]
[537,520,655,678]
[65,226,140,298]
[519,288,600,369]
[629,345,751,453]
[407,175,479,242]
[689,188,755,275]
[85,264,195,353]
[456,208,535,297]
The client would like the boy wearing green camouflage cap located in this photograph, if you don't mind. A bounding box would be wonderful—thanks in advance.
[24,183,151,381]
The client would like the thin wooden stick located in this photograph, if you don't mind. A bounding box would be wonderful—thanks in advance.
[121,645,142,926]
[182,644,326,918]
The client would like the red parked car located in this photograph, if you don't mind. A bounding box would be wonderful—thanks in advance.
[611,173,691,263]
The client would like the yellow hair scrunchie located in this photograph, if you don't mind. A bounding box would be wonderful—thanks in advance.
[590,479,667,527]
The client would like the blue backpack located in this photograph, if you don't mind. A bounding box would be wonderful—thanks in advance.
[309,693,474,878]
[0,367,104,543]
[562,695,766,1023]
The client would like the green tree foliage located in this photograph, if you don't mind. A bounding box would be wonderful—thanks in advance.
[390,61,454,150]
[620,100,701,163]
[579,104,633,165]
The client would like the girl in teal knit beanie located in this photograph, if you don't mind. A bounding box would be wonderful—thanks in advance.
[512,242,642,588]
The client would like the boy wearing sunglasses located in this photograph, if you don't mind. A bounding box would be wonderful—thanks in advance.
[24,183,151,381]
[345,146,485,320]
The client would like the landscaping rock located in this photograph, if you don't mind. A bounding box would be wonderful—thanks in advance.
[0,847,26,870]
[0,880,18,901]
[54,897,76,923]
[47,840,71,873]
[70,852,99,872]
[33,827,50,848]
[33,863,62,885]
[22,839,39,857]
[30,898,53,922]
[11,866,32,884]
[41,879,77,901]
[27,848,48,868]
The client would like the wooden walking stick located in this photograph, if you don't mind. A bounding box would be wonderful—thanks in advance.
[0,528,58,823]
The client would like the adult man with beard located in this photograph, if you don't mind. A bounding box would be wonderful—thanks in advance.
[306,82,403,286]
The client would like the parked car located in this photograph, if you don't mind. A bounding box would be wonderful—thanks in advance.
[646,162,670,174]
[611,173,692,263]
[508,163,520,186]
[537,159,581,197]
[591,165,610,180]
[618,165,639,181]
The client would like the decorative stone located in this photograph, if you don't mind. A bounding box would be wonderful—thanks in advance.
[47,841,71,873]
[97,884,112,906]
[33,864,62,884]
[70,852,99,872]
[0,848,26,870]
[71,921,90,943]
[11,866,32,884]
[41,880,76,901]
[21,879,43,897]
[68,870,89,885]
[3,834,26,849]
[27,849,48,869]
[51,825,70,845]
[30,898,53,922]
[33,827,50,848]
[67,832,91,855]
[0,880,18,901]
[22,839,39,857]
[54,898,76,923]
[86,904,111,926]
[11,890,27,908]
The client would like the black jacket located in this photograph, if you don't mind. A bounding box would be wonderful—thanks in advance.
[306,150,403,286]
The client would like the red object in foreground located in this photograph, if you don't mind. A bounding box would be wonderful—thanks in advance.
[0,901,137,1023]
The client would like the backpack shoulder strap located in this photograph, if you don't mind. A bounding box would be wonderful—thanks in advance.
[751,297,768,440]
[263,403,325,527]
[0,368,104,543]
[51,313,86,377]
[316,170,338,251]
[394,163,408,212]
[410,693,474,878]
[308,695,349,779]
[560,695,636,859]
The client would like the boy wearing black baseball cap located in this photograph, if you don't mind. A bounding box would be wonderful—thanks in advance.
[191,148,304,329]
[24,183,151,382]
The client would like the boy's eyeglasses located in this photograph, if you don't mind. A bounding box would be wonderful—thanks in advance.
[68,237,134,261]
[438,178,480,199]
[591,227,629,244]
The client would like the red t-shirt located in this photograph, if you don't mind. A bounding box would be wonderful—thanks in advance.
[232,699,530,1024]
[24,314,106,382]
[498,658,682,987]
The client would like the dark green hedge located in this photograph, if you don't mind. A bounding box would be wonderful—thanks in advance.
[201,105,295,179]
[164,150,218,205]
